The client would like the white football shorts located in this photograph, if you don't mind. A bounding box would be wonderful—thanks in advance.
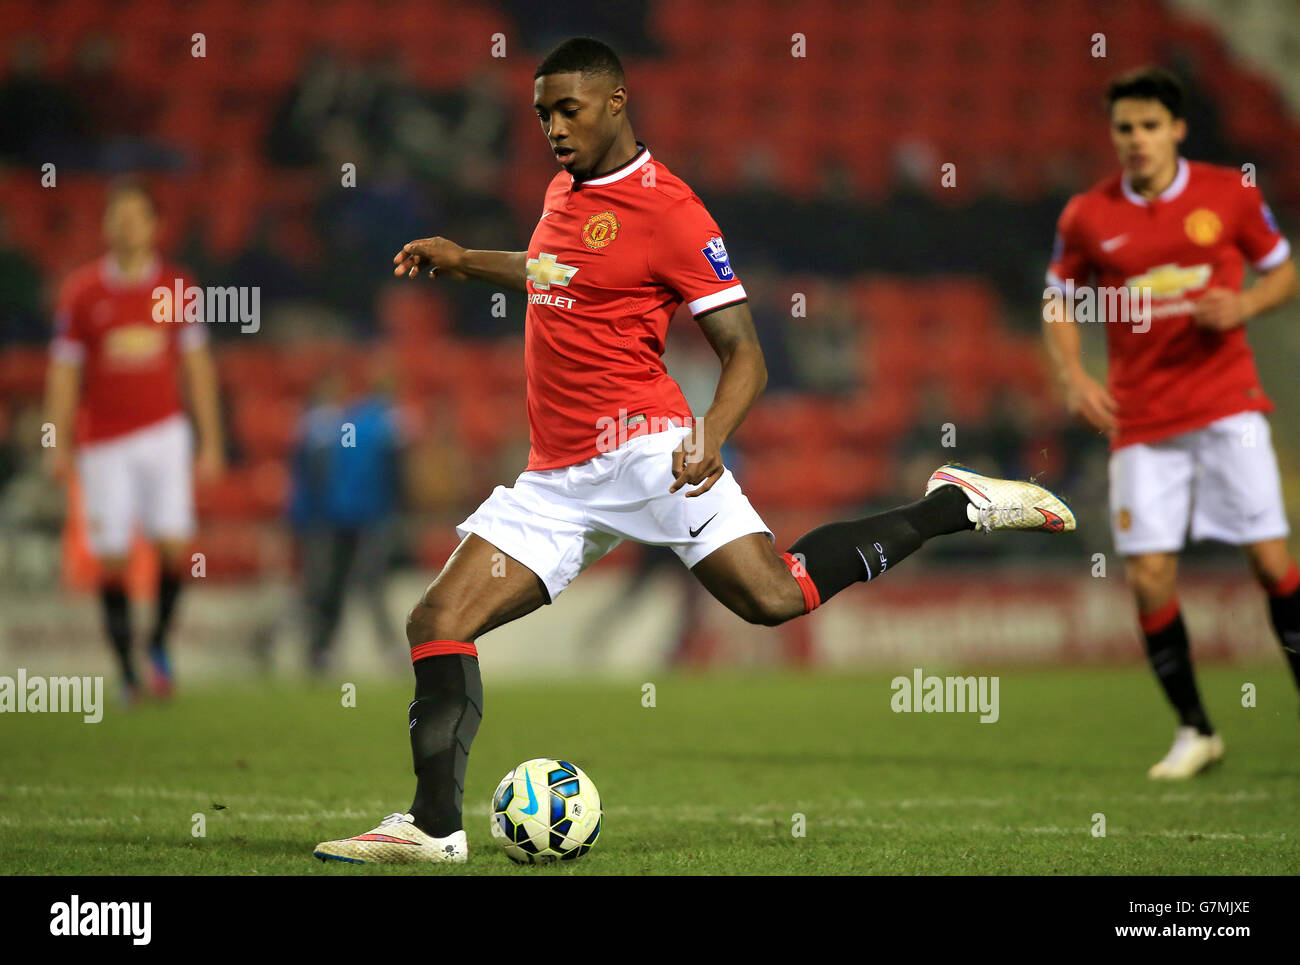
[76,413,196,558]
[1109,410,1289,556]
[456,425,772,601]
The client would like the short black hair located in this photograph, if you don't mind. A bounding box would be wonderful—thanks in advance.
[534,36,625,85]
[1106,67,1185,119]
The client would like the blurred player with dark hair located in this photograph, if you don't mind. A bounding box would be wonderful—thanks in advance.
[314,37,1076,864]
[1043,67,1298,778]
[43,179,225,703]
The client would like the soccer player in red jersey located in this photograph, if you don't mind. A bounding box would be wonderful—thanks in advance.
[1043,68,1299,778]
[43,179,225,703]
[315,38,1076,864]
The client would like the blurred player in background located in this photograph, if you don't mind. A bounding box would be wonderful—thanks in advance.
[43,178,225,703]
[314,37,1077,865]
[288,366,405,674]
[1044,68,1299,778]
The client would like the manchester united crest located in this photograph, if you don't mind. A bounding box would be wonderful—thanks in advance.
[1183,208,1222,246]
[582,211,620,250]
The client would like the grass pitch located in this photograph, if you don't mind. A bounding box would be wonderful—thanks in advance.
[2,666,1297,875]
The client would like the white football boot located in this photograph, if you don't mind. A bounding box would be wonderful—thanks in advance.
[1147,726,1225,780]
[313,812,468,864]
[925,464,1076,533]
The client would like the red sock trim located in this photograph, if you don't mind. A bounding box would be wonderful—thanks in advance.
[410,639,478,662]
[1264,562,1300,598]
[781,552,822,613]
[1139,598,1180,635]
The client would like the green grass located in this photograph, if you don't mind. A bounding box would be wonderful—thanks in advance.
[2,666,1298,874]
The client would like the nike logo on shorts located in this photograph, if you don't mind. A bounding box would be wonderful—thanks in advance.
[689,513,719,538]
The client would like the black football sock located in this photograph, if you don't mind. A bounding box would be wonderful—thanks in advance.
[408,648,483,837]
[149,570,183,655]
[1141,600,1213,736]
[1262,565,1300,694]
[786,485,974,606]
[100,581,136,685]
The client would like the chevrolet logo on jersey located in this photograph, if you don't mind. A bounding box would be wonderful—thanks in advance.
[527,253,578,290]
[105,324,166,361]
[1125,263,1212,299]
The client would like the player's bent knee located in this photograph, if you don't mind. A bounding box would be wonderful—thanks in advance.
[1244,541,1294,587]
[733,585,803,627]
[1124,554,1177,609]
[1126,555,1174,584]
[405,594,477,647]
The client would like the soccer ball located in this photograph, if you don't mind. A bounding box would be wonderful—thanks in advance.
[489,758,602,864]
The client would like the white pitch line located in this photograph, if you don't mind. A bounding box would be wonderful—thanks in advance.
[4,786,1295,843]
[730,815,1287,841]
[5,784,344,809]
[0,809,1289,842]
[4,785,1292,815]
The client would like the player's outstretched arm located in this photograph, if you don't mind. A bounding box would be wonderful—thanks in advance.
[393,237,527,293]
[671,301,767,496]
[42,359,81,482]
[1041,293,1117,437]
[182,344,227,482]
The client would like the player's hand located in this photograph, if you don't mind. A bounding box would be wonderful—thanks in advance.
[393,237,469,280]
[195,441,226,482]
[1193,288,1248,331]
[670,421,724,497]
[1064,372,1118,436]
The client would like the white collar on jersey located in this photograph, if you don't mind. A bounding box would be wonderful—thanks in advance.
[1121,156,1189,206]
[100,252,162,289]
[571,142,651,188]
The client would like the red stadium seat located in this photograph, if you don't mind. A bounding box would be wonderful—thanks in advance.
[193,520,276,579]
[194,460,286,520]
[826,390,914,448]
[732,395,836,452]
[232,393,300,459]
[0,348,48,400]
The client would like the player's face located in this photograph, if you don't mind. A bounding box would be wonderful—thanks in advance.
[1109,98,1185,183]
[103,192,157,255]
[534,72,624,178]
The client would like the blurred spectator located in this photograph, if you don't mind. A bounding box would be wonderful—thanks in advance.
[288,366,406,672]
[787,281,859,394]
[0,33,178,171]
[265,50,351,169]
[70,32,179,172]
[0,36,89,167]
[0,212,45,342]
[502,0,660,57]
[735,265,799,393]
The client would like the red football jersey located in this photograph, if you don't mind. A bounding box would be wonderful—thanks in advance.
[1047,159,1290,449]
[523,143,747,470]
[50,255,206,444]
